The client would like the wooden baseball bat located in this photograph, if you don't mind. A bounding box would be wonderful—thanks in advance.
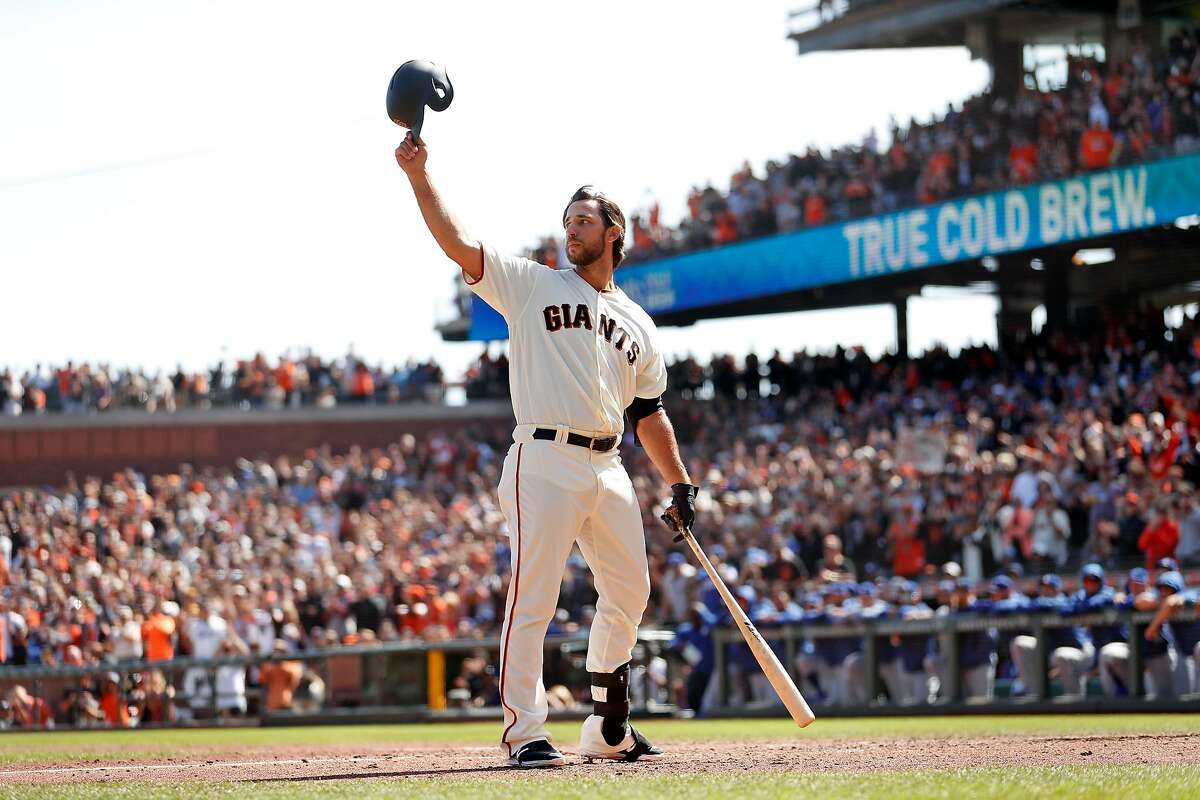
[679,526,816,727]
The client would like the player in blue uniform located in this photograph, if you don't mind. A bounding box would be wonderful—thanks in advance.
[718,585,767,706]
[1068,563,1122,696]
[669,603,716,715]
[985,574,1029,690]
[893,580,936,704]
[935,578,997,701]
[1098,568,1175,698]
[793,591,828,703]
[842,582,889,705]
[876,581,906,704]
[1144,571,1200,695]
[748,588,803,706]
[1010,574,1091,697]
[804,583,858,705]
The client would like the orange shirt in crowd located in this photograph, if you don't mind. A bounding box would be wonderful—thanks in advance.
[1009,142,1038,182]
[352,367,375,398]
[275,361,295,393]
[1139,518,1179,568]
[927,150,953,179]
[100,687,131,727]
[803,194,826,226]
[713,210,738,244]
[56,368,73,396]
[892,536,926,578]
[259,660,304,710]
[141,613,176,661]
[1080,127,1114,170]
[1149,430,1181,481]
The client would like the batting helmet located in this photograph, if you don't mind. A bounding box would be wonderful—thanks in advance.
[386,60,454,140]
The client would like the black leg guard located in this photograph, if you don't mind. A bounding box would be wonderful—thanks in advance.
[590,662,631,746]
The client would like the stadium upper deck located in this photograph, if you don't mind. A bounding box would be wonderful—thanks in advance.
[444,11,1200,348]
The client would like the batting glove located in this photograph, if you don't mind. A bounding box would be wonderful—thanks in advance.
[661,483,698,542]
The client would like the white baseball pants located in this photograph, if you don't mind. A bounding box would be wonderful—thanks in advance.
[1098,642,1178,699]
[1010,636,1095,698]
[495,426,651,756]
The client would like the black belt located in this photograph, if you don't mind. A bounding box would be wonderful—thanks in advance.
[532,427,618,452]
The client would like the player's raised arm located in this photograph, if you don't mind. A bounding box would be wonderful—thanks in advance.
[395,134,483,280]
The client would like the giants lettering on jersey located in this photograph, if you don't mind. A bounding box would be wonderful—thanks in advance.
[543,303,592,332]
[543,304,640,365]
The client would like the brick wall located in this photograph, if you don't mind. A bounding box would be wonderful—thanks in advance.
[0,403,512,487]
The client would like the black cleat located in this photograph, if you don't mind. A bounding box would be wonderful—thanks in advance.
[618,726,664,762]
[508,739,568,768]
[580,716,665,763]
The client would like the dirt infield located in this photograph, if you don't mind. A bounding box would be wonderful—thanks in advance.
[2,733,1196,785]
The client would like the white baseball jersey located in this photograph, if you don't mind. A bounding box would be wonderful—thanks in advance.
[464,244,666,759]
[465,246,666,435]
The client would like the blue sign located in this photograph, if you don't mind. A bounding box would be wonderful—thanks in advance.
[469,152,1200,340]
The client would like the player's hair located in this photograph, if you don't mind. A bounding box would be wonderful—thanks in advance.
[563,186,626,267]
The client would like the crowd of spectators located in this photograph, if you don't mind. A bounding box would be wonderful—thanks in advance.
[1,305,1199,725]
[0,352,448,416]
[464,348,510,403]
[505,31,1200,266]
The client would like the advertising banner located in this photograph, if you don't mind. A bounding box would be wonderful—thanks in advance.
[469,153,1200,340]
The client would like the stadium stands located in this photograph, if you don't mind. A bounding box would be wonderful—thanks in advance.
[517,32,1200,266]
[1,352,452,416]
[4,29,1200,724]
[1,305,1198,725]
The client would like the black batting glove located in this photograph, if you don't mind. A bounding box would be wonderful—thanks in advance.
[661,483,698,542]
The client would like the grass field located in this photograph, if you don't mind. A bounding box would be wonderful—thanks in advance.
[1,715,1197,798]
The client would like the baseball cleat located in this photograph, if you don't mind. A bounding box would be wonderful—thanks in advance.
[578,714,664,762]
[507,739,568,768]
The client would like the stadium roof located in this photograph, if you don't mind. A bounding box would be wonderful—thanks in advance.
[786,0,1195,55]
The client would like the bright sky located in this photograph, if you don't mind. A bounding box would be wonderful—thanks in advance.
[0,1,995,379]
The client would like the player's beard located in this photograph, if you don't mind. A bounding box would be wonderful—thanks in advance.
[566,236,606,267]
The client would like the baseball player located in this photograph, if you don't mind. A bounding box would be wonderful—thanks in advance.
[983,574,1029,689]
[842,582,888,705]
[935,578,997,701]
[396,135,696,767]
[669,602,717,714]
[1068,563,1122,696]
[803,582,859,705]
[876,583,906,704]
[747,588,804,706]
[891,580,936,705]
[1097,568,1175,698]
[1143,571,1200,694]
[1009,574,1092,698]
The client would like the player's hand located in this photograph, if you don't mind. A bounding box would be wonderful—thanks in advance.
[661,483,698,542]
[1145,622,1160,642]
[394,132,428,177]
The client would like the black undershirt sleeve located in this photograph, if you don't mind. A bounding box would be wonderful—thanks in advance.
[625,395,664,447]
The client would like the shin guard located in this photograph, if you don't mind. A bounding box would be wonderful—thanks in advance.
[590,662,631,746]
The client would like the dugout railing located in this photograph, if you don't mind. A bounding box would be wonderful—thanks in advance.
[0,630,676,731]
[707,607,1200,717]
[3,609,1199,731]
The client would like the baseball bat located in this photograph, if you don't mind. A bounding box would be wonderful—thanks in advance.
[678,526,816,727]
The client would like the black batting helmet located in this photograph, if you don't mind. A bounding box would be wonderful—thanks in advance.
[386,60,454,140]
